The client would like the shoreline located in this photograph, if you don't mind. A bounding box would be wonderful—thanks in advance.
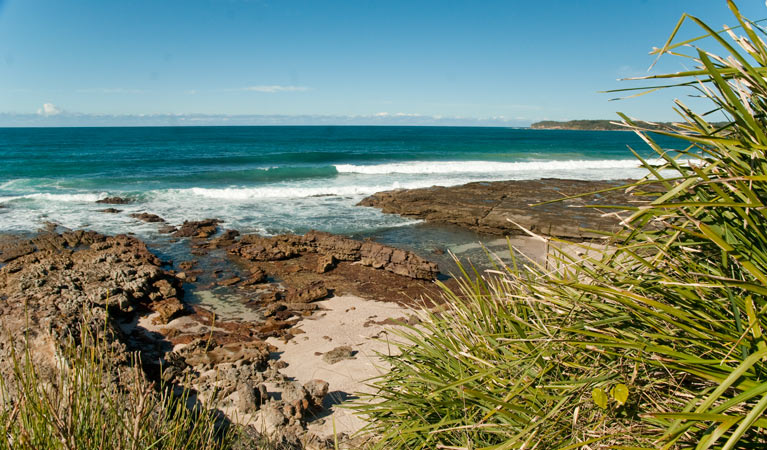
[0,219,452,446]
[0,177,629,446]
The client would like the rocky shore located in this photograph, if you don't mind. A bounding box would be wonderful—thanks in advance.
[359,178,649,238]
[0,178,641,447]
[0,218,442,447]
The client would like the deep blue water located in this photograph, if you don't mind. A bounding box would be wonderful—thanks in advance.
[0,126,680,236]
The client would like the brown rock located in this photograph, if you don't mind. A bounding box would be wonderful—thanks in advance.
[0,230,180,397]
[217,276,241,287]
[263,303,287,317]
[130,212,165,223]
[304,379,329,409]
[228,235,301,261]
[178,338,271,367]
[100,208,122,214]
[150,297,184,324]
[158,225,178,234]
[152,279,177,298]
[172,219,221,239]
[285,282,329,303]
[260,291,283,303]
[229,230,438,280]
[96,196,132,204]
[178,260,198,271]
[208,229,239,248]
[358,179,655,238]
[322,346,355,364]
[316,254,336,273]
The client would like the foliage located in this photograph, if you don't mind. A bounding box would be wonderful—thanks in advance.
[0,313,232,450]
[359,2,767,448]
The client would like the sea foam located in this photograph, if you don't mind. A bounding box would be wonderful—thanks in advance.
[334,159,666,175]
[0,192,108,203]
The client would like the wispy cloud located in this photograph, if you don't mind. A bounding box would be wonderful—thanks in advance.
[36,103,62,116]
[238,85,310,93]
[76,88,147,94]
[1,111,531,127]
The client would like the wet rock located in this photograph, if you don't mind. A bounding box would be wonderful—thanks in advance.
[130,212,165,223]
[322,346,355,365]
[178,260,198,271]
[208,229,240,248]
[96,196,132,204]
[218,276,241,287]
[100,208,122,214]
[158,225,177,234]
[359,179,653,238]
[172,219,221,239]
[285,282,329,304]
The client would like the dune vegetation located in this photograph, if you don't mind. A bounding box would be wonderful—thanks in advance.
[358,2,767,449]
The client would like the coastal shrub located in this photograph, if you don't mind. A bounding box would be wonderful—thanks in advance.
[0,313,231,450]
[359,1,767,448]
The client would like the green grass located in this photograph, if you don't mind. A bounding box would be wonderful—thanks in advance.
[0,310,232,450]
[357,2,767,448]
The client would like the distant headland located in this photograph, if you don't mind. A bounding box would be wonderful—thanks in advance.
[530,119,667,131]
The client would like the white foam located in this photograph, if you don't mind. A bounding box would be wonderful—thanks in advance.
[0,179,31,190]
[334,159,669,175]
[175,181,442,200]
[0,192,107,202]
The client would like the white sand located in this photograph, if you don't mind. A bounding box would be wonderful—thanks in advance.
[266,294,418,438]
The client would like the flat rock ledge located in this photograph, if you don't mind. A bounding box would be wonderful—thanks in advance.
[229,230,439,281]
[359,178,653,238]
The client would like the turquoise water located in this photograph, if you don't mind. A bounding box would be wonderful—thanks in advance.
[0,126,679,236]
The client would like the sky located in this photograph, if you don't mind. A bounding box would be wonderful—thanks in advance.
[0,0,765,127]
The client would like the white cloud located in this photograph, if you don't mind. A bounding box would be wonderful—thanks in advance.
[240,85,309,93]
[36,103,62,116]
[76,88,146,94]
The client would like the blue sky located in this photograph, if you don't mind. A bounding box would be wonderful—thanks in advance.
[0,0,765,126]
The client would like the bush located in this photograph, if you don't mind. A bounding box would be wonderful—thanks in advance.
[359,2,767,448]
[0,311,231,450]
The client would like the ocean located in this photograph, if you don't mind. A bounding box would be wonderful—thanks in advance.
[0,126,679,242]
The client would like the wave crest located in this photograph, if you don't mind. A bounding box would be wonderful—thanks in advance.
[334,159,665,175]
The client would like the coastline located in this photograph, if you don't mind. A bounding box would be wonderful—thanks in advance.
[0,177,634,446]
